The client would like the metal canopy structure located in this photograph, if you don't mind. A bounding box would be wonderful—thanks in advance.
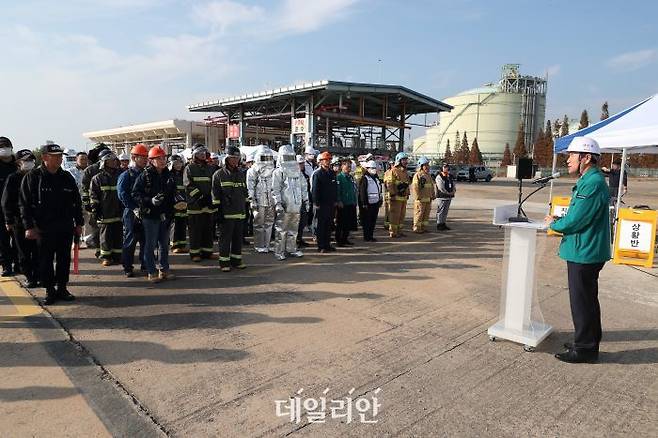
[187,80,452,154]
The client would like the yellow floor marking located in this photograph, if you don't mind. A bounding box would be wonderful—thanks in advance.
[0,277,42,317]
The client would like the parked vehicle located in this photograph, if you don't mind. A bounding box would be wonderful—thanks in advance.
[457,165,494,182]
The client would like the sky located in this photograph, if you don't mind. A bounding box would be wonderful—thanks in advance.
[2,0,657,150]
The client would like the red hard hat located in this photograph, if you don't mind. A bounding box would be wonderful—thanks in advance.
[318,151,332,161]
[131,143,148,156]
[148,146,166,159]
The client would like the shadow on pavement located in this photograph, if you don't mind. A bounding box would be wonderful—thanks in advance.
[0,339,249,368]
[0,386,80,402]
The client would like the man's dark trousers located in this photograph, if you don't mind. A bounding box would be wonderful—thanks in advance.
[567,261,605,351]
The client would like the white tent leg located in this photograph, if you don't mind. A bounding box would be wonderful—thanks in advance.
[613,148,627,244]
[548,153,558,205]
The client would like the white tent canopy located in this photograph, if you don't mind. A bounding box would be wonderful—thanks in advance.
[554,93,658,154]
[552,93,658,229]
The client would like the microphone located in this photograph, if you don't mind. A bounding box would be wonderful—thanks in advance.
[532,172,560,185]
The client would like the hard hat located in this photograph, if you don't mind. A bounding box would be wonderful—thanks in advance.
[131,143,148,156]
[99,151,118,167]
[226,145,241,158]
[98,149,113,160]
[317,151,332,161]
[364,153,374,160]
[331,156,341,165]
[210,152,220,160]
[182,148,193,161]
[118,152,130,161]
[0,137,12,149]
[566,136,601,155]
[304,145,316,155]
[364,160,377,169]
[417,156,430,166]
[16,149,35,161]
[148,145,166,159]
[395,152,409,165]
[192,143,208,155]
[296,154,305,164]
[169,154,182,162]
[63,148,76,156]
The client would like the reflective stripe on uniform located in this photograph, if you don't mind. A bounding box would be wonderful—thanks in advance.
[417,198,431,203]
[100,186,117,191]
[189,188,200,197]
[176,185,185,190]
[220,181,245,187]
[224,213,246,219]
[393,196,407,201]
[174,212,188,217]
[230,254,242,259]
[98,217,121,224]
[201,247,214,252]
[212,199,221,205]
[187,208,216,215]
[191,177,211,182]
[219,256,230,262]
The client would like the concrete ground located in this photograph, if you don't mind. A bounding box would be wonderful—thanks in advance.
[1,178,656,437]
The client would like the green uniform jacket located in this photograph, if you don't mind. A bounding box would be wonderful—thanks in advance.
[336,172,357,206]
[550,167,611,264]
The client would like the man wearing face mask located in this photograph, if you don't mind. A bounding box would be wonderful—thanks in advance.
[19,144,83,305]
[358,160,383,242]
[117,143,148,277]
[0,137,17,276]
[247,145,277,253]
[81,143,110,252]
[168,154,188,254]
[184,144,217,261]
[3,150,39,287]
[90,152,123,266]
[212,146,248,271]
[545,137,611,364]
[271,145,308,261]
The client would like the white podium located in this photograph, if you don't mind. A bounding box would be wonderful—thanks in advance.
[489,205,553,350]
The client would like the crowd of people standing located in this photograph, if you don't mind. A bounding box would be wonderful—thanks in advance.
[0,135,457,305]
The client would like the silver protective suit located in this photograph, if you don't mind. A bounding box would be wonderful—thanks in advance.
[247,145,276,252]
[272,145,308,259]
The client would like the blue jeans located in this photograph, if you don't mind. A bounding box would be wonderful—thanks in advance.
[122,209,144,273]
[142,217,171,275]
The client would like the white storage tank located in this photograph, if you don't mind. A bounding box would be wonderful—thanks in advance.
[414,64,546,158]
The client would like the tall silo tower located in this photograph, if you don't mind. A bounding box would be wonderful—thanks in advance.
[413,64,546,159]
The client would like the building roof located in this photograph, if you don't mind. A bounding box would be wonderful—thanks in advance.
[455,85,499,96]
[83,119,207,142]
[187,80,452,116]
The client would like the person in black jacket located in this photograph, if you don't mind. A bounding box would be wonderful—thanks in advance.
[90,151,123,266]
[132,146,176,283]
[212,146,248,272]
[311,151,338,253]
[81,144,110,252]
[2,150,39,287]
[358,160,383,242]
[19,144,83,305]
[0,136,17,276]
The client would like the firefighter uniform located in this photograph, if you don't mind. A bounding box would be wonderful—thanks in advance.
[90,165,123,264]
[184,154,216,260]
[382,169,391,231]
[411,165,435,233]
[212,150,248,271]
[171,166,188,252]
[385,164,410,237]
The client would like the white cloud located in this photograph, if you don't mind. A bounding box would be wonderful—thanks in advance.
[193,0,265,32]
[607,49,657,72]
[192,0,359,36]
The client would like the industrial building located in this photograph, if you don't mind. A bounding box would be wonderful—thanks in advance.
[413,65,546,159]
[188,80,451,156]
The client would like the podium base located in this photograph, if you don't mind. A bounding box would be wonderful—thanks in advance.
[487,320,553,348]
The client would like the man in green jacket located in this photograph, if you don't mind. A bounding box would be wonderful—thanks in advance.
[545,136,610,364]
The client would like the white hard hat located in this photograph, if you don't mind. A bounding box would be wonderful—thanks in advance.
[210,152,220,160]
[118,152,129,161]
[364,160,377,169]
[304,145,316,155]
[296,154,305,164]
[567,136,601,155]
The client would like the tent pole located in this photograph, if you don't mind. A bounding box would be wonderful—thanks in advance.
[548,152,558,205]
[613,148,627,244]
